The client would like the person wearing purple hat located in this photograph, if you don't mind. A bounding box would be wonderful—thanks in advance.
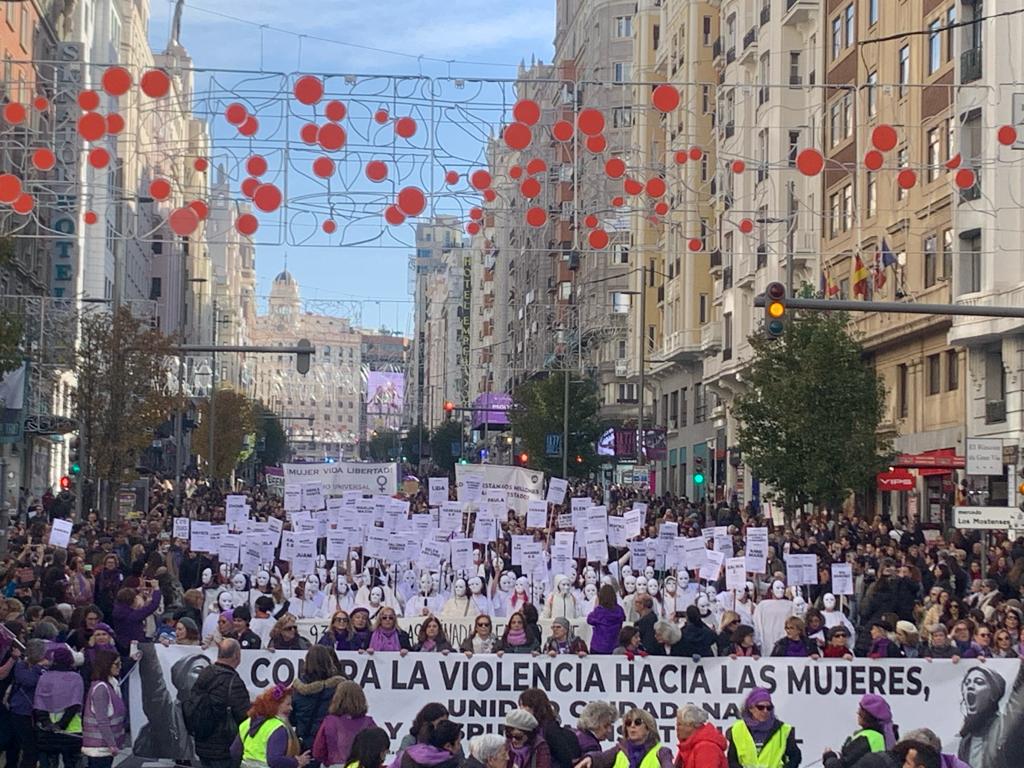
[822,694,898,768]
[725,688,801,768]
[34,645,85,768]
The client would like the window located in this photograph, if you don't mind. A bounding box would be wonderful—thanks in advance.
[842,185,853,231]
[669,390,678,429]
[947,350,959,391]
[897,364,909,418]
[680,388,688,427]
[845,4,855,47]
[927,354,941,395]
[703,16,712,46]
[615,245,629,265]
[723,313,733,358]
[928,19,942,74]
[19,7,28,51]
[898,45,910,98]
[615,16,632,38]
[924,234,938,288]
[866,70,878,117]
[612,62,627,83]
[832,17,843,60]
[942,228,953,279]
[612,107,633,128]
[960,229,982,294]
[693,383,704,423]
[830,100,843,148]
[700,155,708,182]
[758,130,769,181]
[652,24,660,50]
[788,130,800,166]
[726,14,736,48]
[869,0,879,26]
[789,51,801,85]
[830,191,842,238]
[927,127,941,181]
[866,173,877,218]
[946,6,956,62]
[699,294,708,323]
[758,55,770,105]
[701,85,710,113]
[896,148,908,199]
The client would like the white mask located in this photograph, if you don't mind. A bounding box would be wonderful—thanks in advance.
[336,580,349,596]
[419,574,432,594]
[584,584,597,601]
[772,580,786,599]
[636,579,649,595]
[622,565,633,580]
[369,586,384,605]
[231,573,247,592]
[218,563,230,580]
[644,566,655,580]
[793,594,807,617]
[515,576,529,594]
[531,582,546,603]
[256,570,270,589]
[316,554,327,569]
[557,577,571,595]
[823,593,837,611]
[679,570,690,588]
[704,584,716,599]
[454,579,467,598]
[624,575,637,594]
[431,573,440,592]
[217,591,234,611]
[403,570,417,590]
[468,577,484,594]
[472,549,482,565]
[306,575,320,594]
[499,572,515,592]
[697,594,710,616]
[647,578,659,596]
[202,568,213,586]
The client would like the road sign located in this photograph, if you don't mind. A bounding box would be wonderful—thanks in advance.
[967,437,1003,476]
[954,506,1024,530]
[545,433,562,457]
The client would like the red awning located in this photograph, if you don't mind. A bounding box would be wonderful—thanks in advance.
[893,448,964,473]
[877,468,915,492]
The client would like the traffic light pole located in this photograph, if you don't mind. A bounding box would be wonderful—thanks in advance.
[754,295,1024,319]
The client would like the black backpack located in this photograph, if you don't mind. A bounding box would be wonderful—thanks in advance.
[182,676,233,741]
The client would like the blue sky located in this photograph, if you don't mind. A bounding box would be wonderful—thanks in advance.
[146,0,556,334]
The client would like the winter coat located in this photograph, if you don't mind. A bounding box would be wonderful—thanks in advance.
[311,712,376,767]
[676,723,728,768]
[291,674,345,750]
[190,661,252,761]
[587,604,626,654]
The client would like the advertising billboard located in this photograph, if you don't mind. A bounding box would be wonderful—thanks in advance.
[365,371,405,434]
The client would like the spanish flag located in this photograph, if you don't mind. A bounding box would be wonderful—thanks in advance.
[853,254,870,298]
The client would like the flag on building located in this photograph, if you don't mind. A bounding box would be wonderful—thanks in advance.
[873,247,887,290]
[853,254,870,297]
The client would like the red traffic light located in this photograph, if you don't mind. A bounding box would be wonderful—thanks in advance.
[518,452,529,465]
[59,476,71,490]
[575,455,583,464]
[443,401,455,414]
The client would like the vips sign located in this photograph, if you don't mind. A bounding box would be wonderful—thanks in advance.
[131,645,1021,766]
[283,462,398,495]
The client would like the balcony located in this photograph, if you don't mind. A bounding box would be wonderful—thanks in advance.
[726,47,736,65]
[756,244,768,269]
[723,121,735,139]
[712,38,722,60]
[961,47,982,84]
[722,266,733,290]
[661,329,702,362]
[783,0,815,26]
[743,27,757,51]
[760,5,770,25]
[700,323,723,354]
[709,249,722,269]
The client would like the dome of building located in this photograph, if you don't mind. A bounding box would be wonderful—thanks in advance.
[274,269,295,284]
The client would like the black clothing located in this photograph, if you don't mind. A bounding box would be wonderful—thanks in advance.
[190,662,251,762]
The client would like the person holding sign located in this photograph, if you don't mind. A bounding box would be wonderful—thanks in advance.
[725,689,801,768]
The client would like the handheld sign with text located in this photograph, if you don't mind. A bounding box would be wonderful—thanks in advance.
[831,563,854,595]
[428,477,449,507]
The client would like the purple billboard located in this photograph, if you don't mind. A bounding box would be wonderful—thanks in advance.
[472,392,511,430]
[365,372,405,433]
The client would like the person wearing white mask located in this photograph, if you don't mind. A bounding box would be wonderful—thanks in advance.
[491,571,515,618]
[753,579,795,650]
[544,575,579,620]
[404,572,443,617]
[441,578,479,619]
[467,576,493,616]
[821,592,856,644]
[717,582,755,626]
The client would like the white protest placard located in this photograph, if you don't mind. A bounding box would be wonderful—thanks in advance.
[831,563,854,595]
[267,516,283,546]
[550,544,572,578]
[683,537,708,572]
[472,509,497,544]
[49,518,72,549]
[450,539,474,573]
[725,557,747,591]
[526,501,548,530]
[521,542,543,573]
[280,532,296,562]
[608,517,627,548]
[226,494,247,510]
[291,549,316,577]
[623,508,644,540]
[546,478,568,505]
[785,554,818,586]
[460,475,483,503]
[173,518,190,540]
[585,527,608,564]
[629,540,647,573]
[302,482,325,511]
[418,540,449,570]
[284,486,302,512]
[190,521,212,553]
[745,527,769,574]
[429,477,449,507]
[218,534,240,566]
[326,531,349,561]
[439,502,464,533]
[364,529,390,560]
[484,488,507,505]
[701,549,725,582]
[586,506,608,533]
[226,505,250,531]
[454,465,544,516]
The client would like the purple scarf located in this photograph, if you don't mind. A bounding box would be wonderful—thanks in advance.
[624,739,650,768]
[370,627,400,651]
[506,628,527,646]
[34,670,84,713]
[509,740,533,768]
[742,689,778,743]
[784,638,808,657]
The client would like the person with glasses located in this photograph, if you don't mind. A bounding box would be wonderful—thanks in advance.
[574,707,671,768]
[544,617,588,657]
[366,609,410,654]
[460,615,498,656]
[268,614,311,651]
[769,617,819,659]
[822,626,854,660]
[965,624,994,658]
[503,709,551,768]
[992,628,1018,658]
[349,609,372,651]
[318,611,354,651]
[412,616,453,653]
[725,689,800,768]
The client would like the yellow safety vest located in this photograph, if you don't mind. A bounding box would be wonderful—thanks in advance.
[849,729,885,753]
[239,717,287,767]
[729,720,793,768]
[49,710,83,735]
[612,743,663,768]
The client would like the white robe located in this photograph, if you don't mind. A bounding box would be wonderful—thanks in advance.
[822,609,857,645]
[544,592,579,620]
[753,598,796,650]
[717,591,754,625]
[404,593,444,618]
[441,595,479,620]
[468,592,493,616]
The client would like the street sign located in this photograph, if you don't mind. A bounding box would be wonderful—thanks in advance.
[545,433,562,457]
[954,506,1024,530]
[967,437,1003,476]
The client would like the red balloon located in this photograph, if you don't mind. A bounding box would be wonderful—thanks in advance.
[253,183,283,212]
[526,206,546,227]
[374,109,389,124]
[731,159,746,174]
[238,116,259,136]
[84,211,98,225]
[0,175,21,204]
[194,157,209,172]
[586,134,607,153]
[588,229,609,249]
[88,148,110,169]
[689,146,703,161]
[168,207,199,236]
[225,103,247,125]
[955,168,976,189]
[509,165,523,180]
[3,103,24,125]
[325,100,347,122]
[605,158,626,178]
[395,116,417,139]
[654,201,669,216]
[624,178,644,196]
[32,96,48,112]
[246,155,268,177]
[688,238,702,252]
[11,194,33,215]
[101,66,132,96]
[77,112,105,142]
[796,148,824,176]
[651,84,680,113]
[946,153,962,170]
[240,177,260,198]
[445,170,460,185]
[483,188,497,202]
[871,124,898,152]
[646,177,666,198]
[466,221,481,235]
[998,125,1018,146]
[577,108,604,136]
[188,200,209,220]
[519,178,541,199]
[504,122,532,151]
[365,160,388,182]
[552,121,574,142]
[611,196,624,207]
[526,158,546,175]
[674,151,688,165]
[31,148,55,172]
[397,187,426,216]
[469,207,483,221]
[470,170,492,190]
[739,219,754,234]
[294,75,324,105]
[584,214,598,228]
[863,150,884,171]
[322,219,337,234]
[312,157,335,178]
[513,99,541,126]
[78,91,100,111]
[897,168,917,190]
[236,213,259,236]
[149,178,171,200]
[384,205,405,226]
[300,123,318,144]
[140,69,171,98]
[108,112,124,136]
[318,123,346,151]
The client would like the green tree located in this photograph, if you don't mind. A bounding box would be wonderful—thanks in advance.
[0,238,25,377]
[253,402,288,466]
[430,420,463,474]
[510,372,602,479]
[74,307,175,513]
[194,388,257,479]
[733,312,892,514]
[368,428,401,461]
[402,423,430,463]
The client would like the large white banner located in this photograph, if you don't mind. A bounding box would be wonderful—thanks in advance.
[283,462,398,495]
[455,465,544,515]
[130,645,1020,766]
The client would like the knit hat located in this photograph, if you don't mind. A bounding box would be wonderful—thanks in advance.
[859,694,896,748]
[968,665,1007,703]
[552,617,570,632]
[505,708,539,732]
[895,621,917,637]
[744,688,772,710]
[219,610,234,623]
[50,645,74,671]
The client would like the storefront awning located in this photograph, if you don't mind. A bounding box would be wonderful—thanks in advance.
[892,448,964,474]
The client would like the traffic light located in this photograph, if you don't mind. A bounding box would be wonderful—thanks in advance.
[443,401,455,418]
[69,437,81,476]
[517,452,529,466]
[575,454,583,464]
[59,475,71,491]
[693,456,705,487]
[458,457,469,465]
[295,338,312,375]
[764,281,787,339]
[1018,481,1024,512]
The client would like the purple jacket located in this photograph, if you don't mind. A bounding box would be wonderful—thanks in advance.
[587,604,625,655]
[111,589,161,649]
[941,754,970,768]
[312,713,377,766]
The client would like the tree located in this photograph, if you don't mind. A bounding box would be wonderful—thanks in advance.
[402,423,430,463]
[733,311,892,514]
[367,428,401,461]
[74,307,175,513]
[194,388,257,480]
[510,372,602,479]
[253,402,288,466]
[0,238,25,377]
[430,420,463,474]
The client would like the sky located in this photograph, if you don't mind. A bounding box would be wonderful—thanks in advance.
[146,0,556,335]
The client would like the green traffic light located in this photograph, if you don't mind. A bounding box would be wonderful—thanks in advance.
[458,458,468,465]
[694,472,705,485]
[70,463,81,475]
